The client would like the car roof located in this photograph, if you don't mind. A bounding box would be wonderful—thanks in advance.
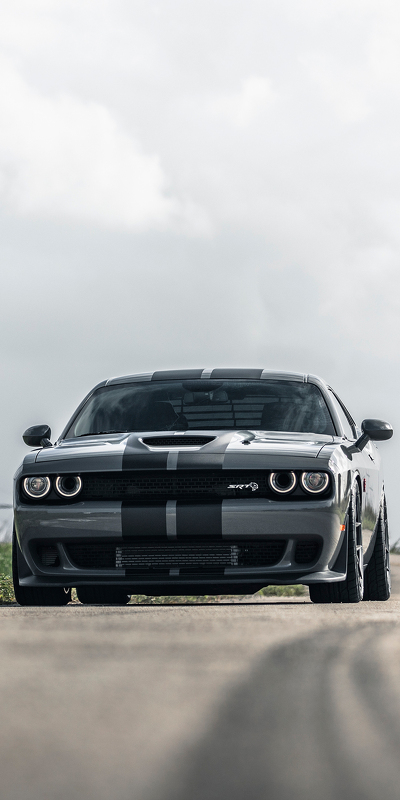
[57,369,337,442]
[105,369,328,389]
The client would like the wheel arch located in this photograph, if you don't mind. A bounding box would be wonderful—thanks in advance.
[354,472,362,503]
[365,487,387,565]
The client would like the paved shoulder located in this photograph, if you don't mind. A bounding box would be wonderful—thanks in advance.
[0,600,400,799]
[164,621,400,800]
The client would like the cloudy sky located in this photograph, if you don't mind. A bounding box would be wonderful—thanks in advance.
[0,0,399,534]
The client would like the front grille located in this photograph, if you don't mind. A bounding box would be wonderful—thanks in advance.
[66,540,287,571]
[81,470,270,501]
[294,540,321,564]
[142,436,215,447]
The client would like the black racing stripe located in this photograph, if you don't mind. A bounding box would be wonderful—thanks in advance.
[210,369,263,380]
[151,369,203,381]
[177,453,225,470]
[123,453,169,470]
[176,501,222,539]
[121,503,167,539]
[122,434,168,470]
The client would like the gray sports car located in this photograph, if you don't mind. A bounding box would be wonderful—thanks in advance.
[13,368,393,605]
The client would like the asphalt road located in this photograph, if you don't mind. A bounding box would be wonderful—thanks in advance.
[2,560,400,800]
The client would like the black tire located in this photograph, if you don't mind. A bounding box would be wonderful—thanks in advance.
[363,497,391,601]
[309,484,364,604]
[76,586,131,605]
[12,531,71,606]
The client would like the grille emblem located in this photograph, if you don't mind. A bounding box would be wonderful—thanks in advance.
[228,482,259,491]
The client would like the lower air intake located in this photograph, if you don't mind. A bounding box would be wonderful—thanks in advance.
[294,540,321,564]
[66,540,287,571]
[38,545,59,567]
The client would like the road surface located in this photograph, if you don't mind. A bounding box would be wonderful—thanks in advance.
[1,559,400,799]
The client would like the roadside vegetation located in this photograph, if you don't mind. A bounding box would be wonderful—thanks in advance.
[0,544,14,604]
[127,585,307,603]
[257,584,306,597]
[0,542,306,604]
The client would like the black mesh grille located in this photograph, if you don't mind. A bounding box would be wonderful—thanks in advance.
[67,544,116,569]
[37,545,60,566]
[66,540,287,571]
[294,540,321,564]
[81,471,270,501]
[142,436,215,447]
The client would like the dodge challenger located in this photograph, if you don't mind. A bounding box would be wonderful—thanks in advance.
[13,368,393,605]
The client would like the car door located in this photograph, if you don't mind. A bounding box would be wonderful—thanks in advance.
[360,438,381,551]
[327,389,380,553]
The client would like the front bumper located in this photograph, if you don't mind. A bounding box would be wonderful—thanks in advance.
[14,498,346,591]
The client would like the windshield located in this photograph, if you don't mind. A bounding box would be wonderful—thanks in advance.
[64,379,336,438]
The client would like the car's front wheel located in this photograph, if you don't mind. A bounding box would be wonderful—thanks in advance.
[309,484,364,604]
[76,586,131,605]
[12,531,71,606]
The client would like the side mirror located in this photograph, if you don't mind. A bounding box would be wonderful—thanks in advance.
[23,425,52,448]
[343,418,393,457]
[361,419,393,442]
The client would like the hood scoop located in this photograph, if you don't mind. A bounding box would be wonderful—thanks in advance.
[142,435,216,447]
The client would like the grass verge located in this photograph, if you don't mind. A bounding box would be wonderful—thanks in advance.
[257,584,307,597]
[127,585,307,603]
[0,576,15,604]
[0,544,14,604]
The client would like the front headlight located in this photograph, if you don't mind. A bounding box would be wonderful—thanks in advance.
[55,475,82,498]
[301,471,329,494]
[269,471,297,494]
[23,476,51,499]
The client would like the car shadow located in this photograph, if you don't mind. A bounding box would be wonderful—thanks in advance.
[159,622,400,800]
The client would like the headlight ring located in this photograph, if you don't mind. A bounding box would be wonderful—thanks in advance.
[23,476,51,499]
[301,471,329,494]
[55,475,82,498]
[269,471,297,494]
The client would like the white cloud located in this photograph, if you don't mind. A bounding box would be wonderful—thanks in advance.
[0,57,209,232]
[210,76,274,127]
[303,56,372,123]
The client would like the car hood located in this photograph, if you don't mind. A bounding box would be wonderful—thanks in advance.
[27,430,337,474]
[225,431,334,458]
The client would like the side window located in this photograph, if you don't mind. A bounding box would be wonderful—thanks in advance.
[327,390,356,440]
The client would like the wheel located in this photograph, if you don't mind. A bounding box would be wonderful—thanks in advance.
[12,531,71,606]
[309,484,364,604]
[363,497,391,601]
[76,586,131,605]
